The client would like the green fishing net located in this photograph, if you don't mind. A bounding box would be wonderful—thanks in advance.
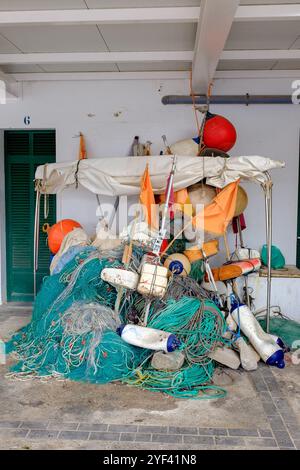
[258,316,300,349]
[7,247,227,399]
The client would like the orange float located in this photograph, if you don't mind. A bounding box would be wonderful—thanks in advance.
[43,219,82,254]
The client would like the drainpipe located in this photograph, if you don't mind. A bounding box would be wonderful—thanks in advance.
[162,95,293,105]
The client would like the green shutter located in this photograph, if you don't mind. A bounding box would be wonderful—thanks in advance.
[5,130,56,302]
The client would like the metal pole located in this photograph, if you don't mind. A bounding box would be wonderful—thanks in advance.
[33,189,41,298]
[162,94,294,106]
[262,172,273,333]
[108,196,120,230]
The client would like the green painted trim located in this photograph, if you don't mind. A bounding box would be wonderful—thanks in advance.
[297,131,300,269]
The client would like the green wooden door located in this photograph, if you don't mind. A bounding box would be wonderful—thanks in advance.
[5,130,56,302]
[298,133,300,269]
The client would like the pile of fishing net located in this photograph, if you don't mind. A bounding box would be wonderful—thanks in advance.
[6,247,227,399]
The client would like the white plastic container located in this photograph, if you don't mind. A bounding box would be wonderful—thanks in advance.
[101,268,139,290]
[117,324,181,352]
[137,263,168,298]
[231,300,285,369]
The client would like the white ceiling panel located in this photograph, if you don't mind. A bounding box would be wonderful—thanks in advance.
[217,59,276,71]
[40,62,118,72]
[0,33,20,53]
[86,1,201,7]
[0,64,44,73]
[273,59,300,70]
[118,61,191,71]
[0,1,87,10]
[100,23,196,52]
[0,25,108,53]
[225,20,300,50]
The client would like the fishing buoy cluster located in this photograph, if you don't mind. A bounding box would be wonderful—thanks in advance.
[169,113,237,157]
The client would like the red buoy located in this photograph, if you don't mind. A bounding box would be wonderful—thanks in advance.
[44,219,82,254]
[203,113,237,152]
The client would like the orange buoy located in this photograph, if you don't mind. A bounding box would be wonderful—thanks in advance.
[43,219,82,254]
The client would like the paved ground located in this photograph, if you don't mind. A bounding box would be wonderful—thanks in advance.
[0,306,299,450]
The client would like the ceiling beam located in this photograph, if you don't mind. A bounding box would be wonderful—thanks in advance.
[8,69,300,82]
[9,71,191,82]
[0,49,298,66]
[215,70,300,79]
[235,4,300,22]
[0,51,193,65]
[0,7,200,26]
[221,50,300,61]
[192,0,240,94]
[0,5,299,26]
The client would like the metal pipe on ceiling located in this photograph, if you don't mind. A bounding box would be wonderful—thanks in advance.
[162,94,293,105]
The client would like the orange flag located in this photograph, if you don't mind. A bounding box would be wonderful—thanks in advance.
[193,180,239,235]
[78,133,87,160]
[140,164,158,229]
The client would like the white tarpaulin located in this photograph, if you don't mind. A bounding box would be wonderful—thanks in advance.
[35,155,285,196]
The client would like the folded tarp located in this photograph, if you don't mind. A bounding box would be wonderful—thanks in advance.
[35,155,285,196]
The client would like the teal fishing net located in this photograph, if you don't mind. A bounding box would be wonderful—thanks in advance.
[7,246,227,399]
[124,297,227,399]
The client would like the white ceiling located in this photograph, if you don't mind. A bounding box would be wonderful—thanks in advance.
[225,20,300,50]
[0,1,299,78]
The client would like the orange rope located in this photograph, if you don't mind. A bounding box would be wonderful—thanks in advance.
[189,70,201,138]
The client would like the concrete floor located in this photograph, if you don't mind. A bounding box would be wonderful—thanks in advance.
[0,306,299,450]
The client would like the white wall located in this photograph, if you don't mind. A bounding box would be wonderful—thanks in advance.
[0,77,299,312]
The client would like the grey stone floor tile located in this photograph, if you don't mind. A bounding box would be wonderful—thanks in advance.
[48,422,79,431]
[135,434,152,443]
[183,435,214,446]
[169,426,198,435]
[89,432,120,442]
[108,424,137,433]
[0,429,29,438]
[244,438,278,448]
[268,415,286,430]
[151,434,183,444]
[198,428,227,436]
[120,433,136,442]
[79,423,108,432]
[258,428,273,438]
[138,425,166,434]
[21,421,48,430]
[228,428,259,437]
[273,430,295,448]
[58,430,90,441]
[280,413,299,424]
[262,401,279,416]
[0,421,21,429]
[28,430,59,439]
[215,437,245,447]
